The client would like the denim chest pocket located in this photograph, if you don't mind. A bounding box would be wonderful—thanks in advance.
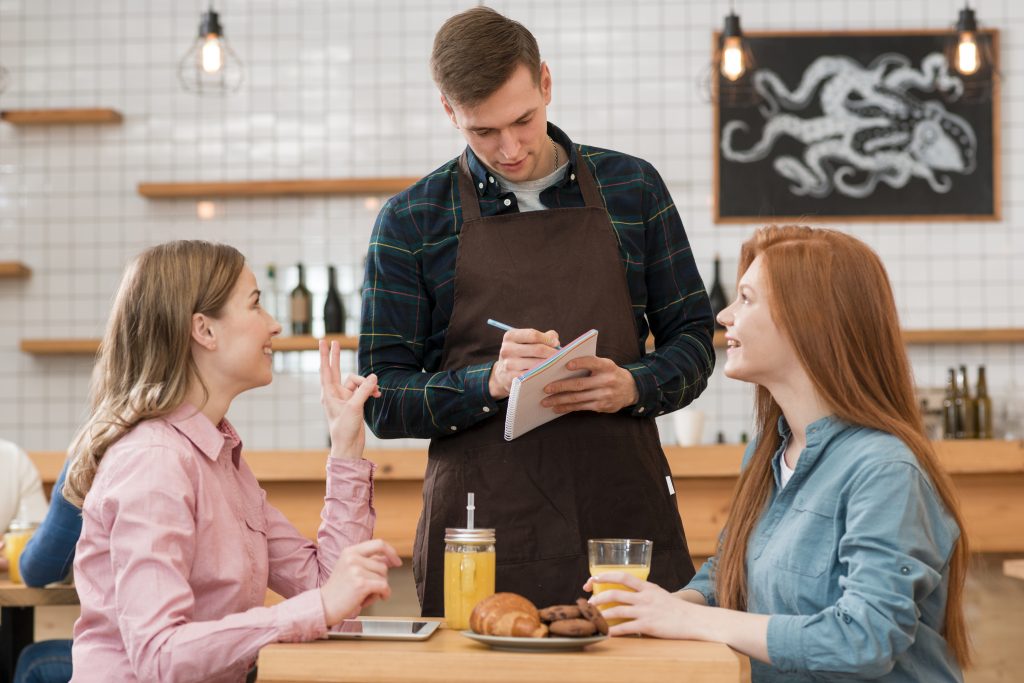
[769,495,837,578]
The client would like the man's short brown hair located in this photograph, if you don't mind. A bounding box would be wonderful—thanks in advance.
[431,6,541,107]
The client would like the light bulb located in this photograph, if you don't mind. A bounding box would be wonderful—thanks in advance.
[201,34,224,73]
[721,36,745,81]
[956,32,980,75]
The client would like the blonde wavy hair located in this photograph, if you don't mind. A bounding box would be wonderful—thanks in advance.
[63,241,245,507]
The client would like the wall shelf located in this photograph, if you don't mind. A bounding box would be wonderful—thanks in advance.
[18,329,1024,357]
[137,178,419,198]
[0,261,31,279]
[20,335,359,356]
[0,108,122,125]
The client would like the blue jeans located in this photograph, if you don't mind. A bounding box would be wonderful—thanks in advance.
[13,640,72,683]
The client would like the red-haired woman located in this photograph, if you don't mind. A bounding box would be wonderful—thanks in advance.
[587,226,969,682]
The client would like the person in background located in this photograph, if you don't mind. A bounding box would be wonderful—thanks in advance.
[13,458,79,683]
[0,437,48,572]
[63,241,401,683]
[359,5,714,615]
[587,226,969,682]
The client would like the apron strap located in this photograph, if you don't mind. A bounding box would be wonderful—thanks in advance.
[456,152,483,221]
[455,143,607,220]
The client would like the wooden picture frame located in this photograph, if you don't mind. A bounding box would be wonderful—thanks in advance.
[713,30,1000,224]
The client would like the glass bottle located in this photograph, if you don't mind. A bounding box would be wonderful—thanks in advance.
[958,364,976,438]
[443,527,496,631]
[289,263,312,336]
[942,368,956,439]
[975,365,993,439]
[708,254,728,330]
[323,265,346,335]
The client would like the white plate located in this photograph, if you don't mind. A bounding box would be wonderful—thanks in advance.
[461,630,607,652]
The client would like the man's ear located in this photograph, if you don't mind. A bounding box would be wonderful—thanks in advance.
[540,62,552,105]
[441,94,459,128]
[191,313,217,351]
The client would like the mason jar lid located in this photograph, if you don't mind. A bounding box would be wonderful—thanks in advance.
[6,519,39,533]
[444,527,495,543]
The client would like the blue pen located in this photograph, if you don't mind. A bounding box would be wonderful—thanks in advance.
[487,319,561,349]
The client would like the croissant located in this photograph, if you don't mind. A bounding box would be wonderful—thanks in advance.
[469,593,549,638]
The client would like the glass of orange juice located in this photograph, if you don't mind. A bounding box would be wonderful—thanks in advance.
[587,538,652,626]
[444,528,496,631]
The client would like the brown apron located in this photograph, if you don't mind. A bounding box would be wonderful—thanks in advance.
[413,151,695,615]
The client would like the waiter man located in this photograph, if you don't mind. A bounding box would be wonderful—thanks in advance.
[358,6,715,615]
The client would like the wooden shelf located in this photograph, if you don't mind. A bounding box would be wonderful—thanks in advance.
[0,261,31,279]
[20,335,359,356]
[0,108,122,125]
[19,328,1024,357]
[137,178,419,198]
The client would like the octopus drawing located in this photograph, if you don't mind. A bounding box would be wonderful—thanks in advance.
[720,52,978,198]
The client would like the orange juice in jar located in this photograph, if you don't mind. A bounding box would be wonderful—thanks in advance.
[443,528,496,630]
[588,539,653,626]
[4,519,39,584]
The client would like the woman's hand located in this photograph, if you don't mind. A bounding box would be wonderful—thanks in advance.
[584,571,707,639]
[320,539,402,626]
[320,340,381,460]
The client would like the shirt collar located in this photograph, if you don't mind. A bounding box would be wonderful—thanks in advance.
[772,413,846,486]
[165,402,243,466]
[464,121,579,198]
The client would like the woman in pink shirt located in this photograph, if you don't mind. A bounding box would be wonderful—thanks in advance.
[62,241,401,683]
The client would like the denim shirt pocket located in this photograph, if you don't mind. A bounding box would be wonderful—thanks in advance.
[769,494,837,578]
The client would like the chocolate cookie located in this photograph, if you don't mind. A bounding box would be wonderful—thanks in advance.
[538,604,582,623]
[548,618,597,637]
[576,598,610,635]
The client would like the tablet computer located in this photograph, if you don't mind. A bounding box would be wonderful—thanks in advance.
[326,619,440,641]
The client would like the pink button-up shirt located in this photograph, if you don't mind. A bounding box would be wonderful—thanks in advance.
[71,404,376,683]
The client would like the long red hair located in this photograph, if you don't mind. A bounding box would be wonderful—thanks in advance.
[713,225,970,667]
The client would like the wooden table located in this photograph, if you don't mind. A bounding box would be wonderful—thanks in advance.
[1005,559,1024,580]
[257,627,751,683]
[0,579,79,683]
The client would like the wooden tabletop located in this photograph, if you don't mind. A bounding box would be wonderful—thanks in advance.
[257,627,751,683]
[1005,559,1024,580]
[0,578,79,607]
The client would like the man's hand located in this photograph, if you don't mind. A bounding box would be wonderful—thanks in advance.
[541,356,639,414]
[488,328,561,400]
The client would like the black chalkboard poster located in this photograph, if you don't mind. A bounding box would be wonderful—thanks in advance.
[714,31,999,223]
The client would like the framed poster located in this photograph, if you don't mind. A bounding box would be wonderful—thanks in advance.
[713,30,1000,223]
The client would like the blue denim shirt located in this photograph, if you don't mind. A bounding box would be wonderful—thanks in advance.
[687,416,963,682]
[20,459,81,587]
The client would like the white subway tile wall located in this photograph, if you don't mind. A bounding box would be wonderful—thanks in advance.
[1,0,1021,452]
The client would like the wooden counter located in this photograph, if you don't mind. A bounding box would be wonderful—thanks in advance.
[256,626,750,683]
[30,440,1024,558]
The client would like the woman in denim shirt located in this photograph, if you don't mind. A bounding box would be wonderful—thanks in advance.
[587,226,969,682]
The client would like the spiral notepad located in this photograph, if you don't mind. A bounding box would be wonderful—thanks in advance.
[503,329,599,441]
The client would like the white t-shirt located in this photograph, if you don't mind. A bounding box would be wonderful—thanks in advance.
[779,451,796,488]
[0,439,48,531]
[495,161,569,212]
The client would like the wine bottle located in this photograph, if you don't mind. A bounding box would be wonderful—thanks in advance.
[975,365,993,439]
[324,265,346,335]
[942,368,956,439]
[959,364,976,438]
[264,264,279,322]
[290,263,313,335]
[708,254,728,330]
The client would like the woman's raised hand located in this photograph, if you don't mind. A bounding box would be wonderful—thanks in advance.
[319,339,381,460]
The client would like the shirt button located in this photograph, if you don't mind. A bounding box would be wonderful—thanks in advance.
[482,406,491,413]
[637,406,645,414]
[901,566,910,574]
[450,426,458,431]
[488,176,494,183]
[478,182,484,189]
[570,173,576,181]
[503,198,512,207]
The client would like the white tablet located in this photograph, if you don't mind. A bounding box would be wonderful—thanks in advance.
[326,619,441,641]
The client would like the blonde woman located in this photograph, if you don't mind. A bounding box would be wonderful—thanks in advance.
[64,241,400,683]
[587,226,969,682]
